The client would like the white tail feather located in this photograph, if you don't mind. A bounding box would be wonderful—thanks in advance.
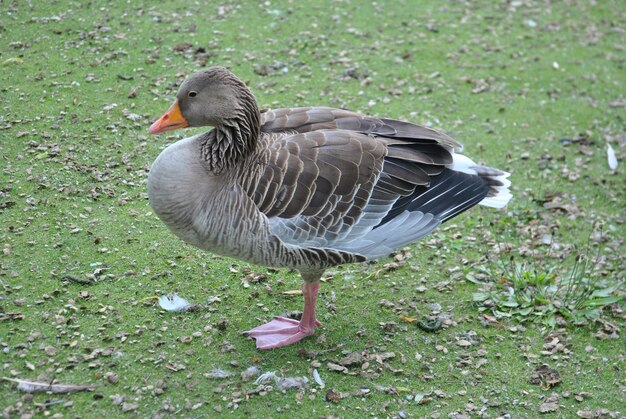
[448,153,512,209]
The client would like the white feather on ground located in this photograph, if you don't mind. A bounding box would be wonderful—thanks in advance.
[158,293,192,312]
[313,369,325,388]
[607,143,618,171]
[254,371,309,391]
[204,368,233,379]
[241,365,260,381]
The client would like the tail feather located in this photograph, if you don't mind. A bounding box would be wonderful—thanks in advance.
[448,153,512,209]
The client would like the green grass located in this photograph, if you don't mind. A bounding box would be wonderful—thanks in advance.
[1,0,624,417]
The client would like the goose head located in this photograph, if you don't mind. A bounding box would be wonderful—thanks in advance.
[149,66,258,134]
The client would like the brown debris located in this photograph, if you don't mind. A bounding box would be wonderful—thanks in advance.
[529,365,562,390]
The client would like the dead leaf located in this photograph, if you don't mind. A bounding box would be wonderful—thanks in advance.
[1,57,24,66]
[327,362,348,372]
[540,401,559,413]
[165,362,186,372]
[529,365,561,390]
[0,312,24,321]
[339,352,365,366]
[608,99,626,109]
[325,389,341,403]
[172,42,192,52]
[62,275,93,285]
[122,402,138,412]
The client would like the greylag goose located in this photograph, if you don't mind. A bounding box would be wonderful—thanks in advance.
[148,67,511,349]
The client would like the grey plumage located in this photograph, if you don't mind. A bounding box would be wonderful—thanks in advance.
[147,67,512,348]
[149,67,511,272]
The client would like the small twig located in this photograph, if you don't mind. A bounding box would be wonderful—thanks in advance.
[2,377,97,393]
[61,275,92,285]
[35,399,66,408]
[139,295,159,302]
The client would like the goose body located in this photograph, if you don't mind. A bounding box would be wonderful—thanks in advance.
[148,67,511,349]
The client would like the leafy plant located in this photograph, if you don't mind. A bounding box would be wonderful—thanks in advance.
[472,254,624,328]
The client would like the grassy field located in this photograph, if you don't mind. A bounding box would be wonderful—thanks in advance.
[1,0,624,417]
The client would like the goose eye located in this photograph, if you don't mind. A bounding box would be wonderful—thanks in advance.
[188,91,197,98]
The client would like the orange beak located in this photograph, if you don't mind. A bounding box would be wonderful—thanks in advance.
[149,100,190,134]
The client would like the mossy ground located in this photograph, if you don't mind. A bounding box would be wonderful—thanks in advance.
[1,1,624,417]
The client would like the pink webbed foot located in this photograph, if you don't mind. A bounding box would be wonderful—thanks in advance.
[245,280,322,350]
[244,317,321,350]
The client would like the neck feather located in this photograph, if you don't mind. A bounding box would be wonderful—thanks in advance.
[200,91,260,174]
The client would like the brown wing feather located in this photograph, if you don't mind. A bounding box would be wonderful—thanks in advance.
[260,106,462,151]
[244,107,460,248]
[252,130,385,221]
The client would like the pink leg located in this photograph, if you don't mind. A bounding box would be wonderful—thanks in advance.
[245,281,321,350]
